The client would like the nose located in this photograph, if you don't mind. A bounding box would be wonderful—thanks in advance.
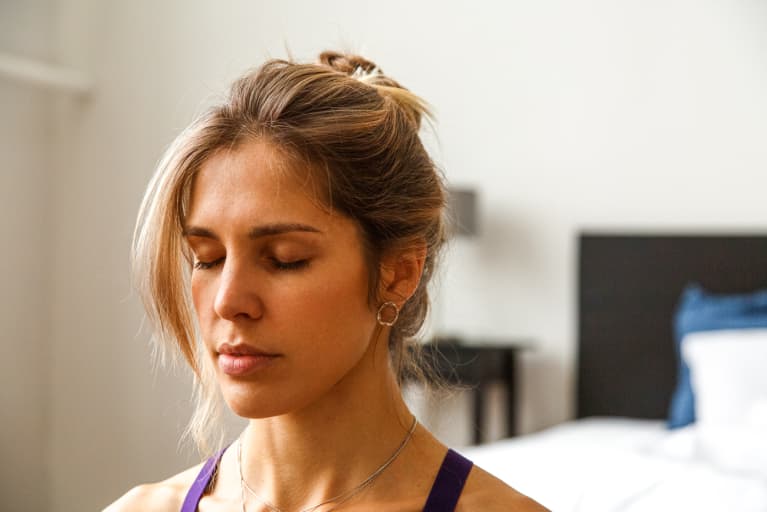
[213,257,264,321]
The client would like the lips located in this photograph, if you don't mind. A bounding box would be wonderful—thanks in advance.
[217,343,280,376]
[218,342,276,356]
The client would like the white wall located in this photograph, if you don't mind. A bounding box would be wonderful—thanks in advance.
[0,2,55,511]
[3,0,766,510]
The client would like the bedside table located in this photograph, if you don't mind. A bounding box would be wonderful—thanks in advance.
[419,338,529,444]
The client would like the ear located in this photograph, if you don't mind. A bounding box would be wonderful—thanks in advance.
[378,243,427,305]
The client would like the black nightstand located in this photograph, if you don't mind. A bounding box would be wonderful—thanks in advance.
[419,338,528,445]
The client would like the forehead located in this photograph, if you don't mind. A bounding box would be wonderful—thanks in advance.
[186,139,338,231]
[193,139,307,200]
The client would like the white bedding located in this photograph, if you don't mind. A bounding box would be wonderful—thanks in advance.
[460,417,767,512]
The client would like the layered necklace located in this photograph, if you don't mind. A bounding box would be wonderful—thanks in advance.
[237,416,417,512]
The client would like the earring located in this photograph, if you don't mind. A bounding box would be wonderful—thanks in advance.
[376,301,400,327]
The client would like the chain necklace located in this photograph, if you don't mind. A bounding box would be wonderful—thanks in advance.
[237,416,417,512]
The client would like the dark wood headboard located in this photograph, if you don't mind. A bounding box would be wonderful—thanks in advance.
[577,234,767,419]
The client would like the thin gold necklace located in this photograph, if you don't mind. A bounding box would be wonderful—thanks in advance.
[237,416,417,512]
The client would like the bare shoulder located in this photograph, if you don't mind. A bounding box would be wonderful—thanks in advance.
[102,463,204,512]
[457,464,550,512]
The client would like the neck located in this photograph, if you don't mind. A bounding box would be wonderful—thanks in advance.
[238,336,415,511]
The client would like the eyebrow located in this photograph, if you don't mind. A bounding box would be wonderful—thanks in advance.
[182,223,322,240]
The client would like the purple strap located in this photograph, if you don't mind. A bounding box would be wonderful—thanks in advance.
[422,449,474,512]
[180,447,227,512]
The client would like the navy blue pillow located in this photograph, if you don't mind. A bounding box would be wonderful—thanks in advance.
[668,284,767,429]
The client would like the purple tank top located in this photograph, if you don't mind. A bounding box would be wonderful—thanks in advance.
[180,447,473,512]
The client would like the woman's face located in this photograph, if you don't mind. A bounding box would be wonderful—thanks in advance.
[184,140,379,418]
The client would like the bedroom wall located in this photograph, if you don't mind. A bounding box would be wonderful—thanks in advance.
[31,0,767,510]
[0,1,56,511]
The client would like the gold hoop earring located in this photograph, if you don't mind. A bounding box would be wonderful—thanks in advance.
[376,301,400,327]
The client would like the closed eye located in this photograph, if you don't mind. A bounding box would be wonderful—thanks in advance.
[271,258,309,271]
[192,257,308,271]
[193,257,224,270]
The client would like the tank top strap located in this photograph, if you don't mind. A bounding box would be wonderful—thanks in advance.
[180,446,228,512]
[422,449,474,512]
[181,445,472,512]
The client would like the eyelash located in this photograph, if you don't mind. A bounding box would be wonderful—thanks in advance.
[192,257,309,271]
[271,258,309,271]
[193,258,223,270]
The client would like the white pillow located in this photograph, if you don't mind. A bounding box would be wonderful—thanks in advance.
[682,329,767,426]
[682,329,767,477]
[694,413,767,478]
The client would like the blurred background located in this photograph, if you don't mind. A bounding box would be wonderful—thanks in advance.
[2,0,766,510]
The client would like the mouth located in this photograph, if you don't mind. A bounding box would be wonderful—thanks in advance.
[216,343,280,376]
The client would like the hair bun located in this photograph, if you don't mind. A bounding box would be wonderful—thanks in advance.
[318,51,379,76]
[317,50,430,129]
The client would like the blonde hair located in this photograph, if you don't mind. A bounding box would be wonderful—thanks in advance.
[132,51,447,455]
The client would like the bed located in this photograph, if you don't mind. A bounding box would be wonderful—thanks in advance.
[461,234,767,511]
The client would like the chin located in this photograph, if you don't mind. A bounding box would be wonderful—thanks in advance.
[227,402,283,419]
[219,377,338,420]
[219,381,289,419]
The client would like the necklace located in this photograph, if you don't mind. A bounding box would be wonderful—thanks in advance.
[237,415,418,512]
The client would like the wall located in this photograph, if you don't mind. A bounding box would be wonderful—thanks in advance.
[3,0,764,510]
[0,1,56,511]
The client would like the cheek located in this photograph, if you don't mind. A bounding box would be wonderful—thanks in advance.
[190,275,202,311]
[298,261,374,342]
[190,275,214,326]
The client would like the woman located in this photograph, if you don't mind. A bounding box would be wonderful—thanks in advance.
[108,51,547,512]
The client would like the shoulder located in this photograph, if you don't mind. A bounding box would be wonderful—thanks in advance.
[102,463,204,512]
[457,464,550,512]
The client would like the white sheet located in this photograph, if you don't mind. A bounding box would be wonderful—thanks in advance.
[460,417,767,512]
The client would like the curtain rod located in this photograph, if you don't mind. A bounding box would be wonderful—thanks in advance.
[0,52,92,96]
